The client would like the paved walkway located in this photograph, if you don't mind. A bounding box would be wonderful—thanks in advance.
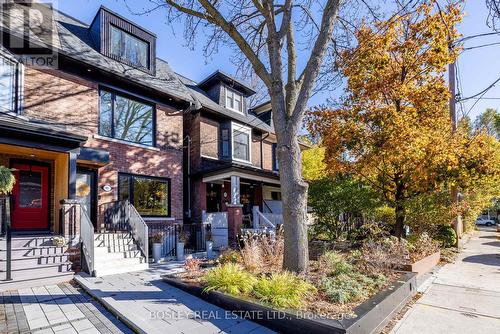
[75,263,274,334]
[392,227,500,333]
[0,282,133,334]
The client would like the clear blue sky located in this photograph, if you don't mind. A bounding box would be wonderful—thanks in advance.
[54,0,499,121]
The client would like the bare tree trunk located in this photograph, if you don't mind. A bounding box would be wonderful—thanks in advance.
[394,180,405,239]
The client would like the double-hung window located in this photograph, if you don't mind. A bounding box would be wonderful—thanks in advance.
[110,25,150,69]
[225,87,243,113]
[0,53,21,113]
[231,123,252,163]
[118,174,170,217]
[98,89,155,146]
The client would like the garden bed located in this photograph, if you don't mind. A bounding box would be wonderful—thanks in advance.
[162,272,416,334]
[402,251,440,277]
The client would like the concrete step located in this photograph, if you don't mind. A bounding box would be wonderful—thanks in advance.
[94,256,146,269]
[94,242,138,251]
[94,249,142,259]
[94,238,135,247]
[0,272,74,292]
[9,236,56,248]
[2,254,71,269]
[94,262,149,277]
[0,246,67,258]
[0,262,72,280]
[95,233,133,240]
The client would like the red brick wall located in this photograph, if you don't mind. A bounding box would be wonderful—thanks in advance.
[200,117,219,158]
[22,67,184,222]
[262,139,274,171]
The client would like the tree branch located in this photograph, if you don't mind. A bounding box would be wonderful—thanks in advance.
[291,0,341,126]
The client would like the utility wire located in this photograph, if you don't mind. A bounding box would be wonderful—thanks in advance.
[459,76,500,101]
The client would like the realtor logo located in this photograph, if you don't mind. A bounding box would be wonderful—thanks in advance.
[0,0,58,68]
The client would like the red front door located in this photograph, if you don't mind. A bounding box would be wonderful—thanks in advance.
[11,163,50,230]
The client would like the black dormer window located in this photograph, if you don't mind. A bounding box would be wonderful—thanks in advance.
[90,7,156,74]
[110,25,149,69]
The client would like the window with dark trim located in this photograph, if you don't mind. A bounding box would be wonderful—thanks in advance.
[272,143,279,171]
[110,25,150,69]
[118,173,170,217]
[0,53,21,113]
[98,89,155,146]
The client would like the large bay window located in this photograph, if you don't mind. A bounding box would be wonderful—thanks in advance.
[231,123,252,163]
[225,87,243,113]
[110,25,150,69]
[118,173,170,217]
[0,53,21,113]
[98,89,154,146]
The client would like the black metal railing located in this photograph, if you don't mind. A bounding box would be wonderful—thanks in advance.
[147,222,180,257]
[99,200,149,261]
[0,196,12,281]
[183,223,210,254]
[147,222,211,258]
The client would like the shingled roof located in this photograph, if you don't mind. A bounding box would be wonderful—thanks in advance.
[1,2,275,134]
[0,2,195,103]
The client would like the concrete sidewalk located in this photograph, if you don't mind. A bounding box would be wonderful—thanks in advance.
[0,282,133,334]
[391,227,500,334]
[75,263,275,334]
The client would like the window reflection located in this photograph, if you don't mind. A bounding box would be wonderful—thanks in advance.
[19,171,42,208]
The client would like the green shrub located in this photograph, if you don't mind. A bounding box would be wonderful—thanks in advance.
[217,250,242,265]
[320,251,353,276]
[253,272,316,309]
[435,225,457,248]
[321,272,386,304]
[203,263,256,296]
[0,166,15,195]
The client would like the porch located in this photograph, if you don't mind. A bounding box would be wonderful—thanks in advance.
[196,167,284,248]
[0,114,87,290]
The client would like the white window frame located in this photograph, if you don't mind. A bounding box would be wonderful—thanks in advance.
[231,122,252,164]
[0,50,24,115]
[225,86,244,113]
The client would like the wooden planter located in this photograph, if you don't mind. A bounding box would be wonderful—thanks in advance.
[162,272,417,334]
[403,251,441,277]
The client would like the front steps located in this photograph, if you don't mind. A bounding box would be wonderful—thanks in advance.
[0,234,74,291]
[93,232,148,276]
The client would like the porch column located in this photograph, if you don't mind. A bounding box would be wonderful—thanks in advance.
[67,150,78,199]
[230,175,240,205]
[227,175,242,247]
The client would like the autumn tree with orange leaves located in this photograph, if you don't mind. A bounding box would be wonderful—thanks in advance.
[307,1,464,238]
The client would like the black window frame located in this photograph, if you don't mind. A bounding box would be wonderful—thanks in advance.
[272,143,279,171]
[0,51,22,114]
[118,173,171,218]
[98,87,157,147]
[109,24,151,70]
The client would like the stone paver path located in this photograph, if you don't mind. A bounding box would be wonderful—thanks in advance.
[0,282,133,334]
[391,227,500,334]
[75,263,274,334]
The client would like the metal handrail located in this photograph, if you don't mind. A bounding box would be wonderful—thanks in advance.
[256,209,276,229]
[80,205,95,276]
[0,196,12,281]
[128,203,149,261]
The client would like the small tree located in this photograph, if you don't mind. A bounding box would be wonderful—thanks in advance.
[307,1,463,237]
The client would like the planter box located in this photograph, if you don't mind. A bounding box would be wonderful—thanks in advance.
[162,272,417,334]
[402,251,440,277]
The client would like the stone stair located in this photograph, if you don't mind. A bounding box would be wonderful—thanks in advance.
[93,232,148,276]
[0,234,74,291]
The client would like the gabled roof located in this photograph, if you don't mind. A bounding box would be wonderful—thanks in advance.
[0,2,194,104]
[198,70,256,97]
[178,75,274,133]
